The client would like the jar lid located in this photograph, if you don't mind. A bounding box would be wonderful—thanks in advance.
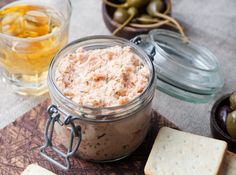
[131,29,224,103]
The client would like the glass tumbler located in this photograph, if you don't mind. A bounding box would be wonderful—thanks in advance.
[0,0,72,95]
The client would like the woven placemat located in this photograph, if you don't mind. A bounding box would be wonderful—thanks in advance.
[0,99,178,175]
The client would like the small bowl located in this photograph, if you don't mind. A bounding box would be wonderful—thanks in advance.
[102,0,172,39]
[211,93,236,153]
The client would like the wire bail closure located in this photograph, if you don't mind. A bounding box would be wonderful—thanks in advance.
[130,35,156,61]
[39,105,81,171]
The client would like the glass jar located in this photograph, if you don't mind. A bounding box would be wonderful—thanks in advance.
[40,29,224,170]
[40,36,156,170]
[131,29,224,103]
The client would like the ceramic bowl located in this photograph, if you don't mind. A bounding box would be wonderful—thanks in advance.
[211,93,236,153]
[102,0,172,39]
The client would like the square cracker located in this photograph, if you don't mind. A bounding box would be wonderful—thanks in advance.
[21,164,56,175]
[219,151,236,175]
[145,127,227,175]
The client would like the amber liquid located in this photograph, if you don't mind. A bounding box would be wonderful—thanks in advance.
[0,4,68,95]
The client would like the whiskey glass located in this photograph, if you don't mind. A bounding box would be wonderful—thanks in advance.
[0,0,72,95]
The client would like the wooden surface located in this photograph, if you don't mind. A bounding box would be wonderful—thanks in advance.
[0,99,178,175]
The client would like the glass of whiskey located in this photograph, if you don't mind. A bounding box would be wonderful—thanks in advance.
[0,0,72,95]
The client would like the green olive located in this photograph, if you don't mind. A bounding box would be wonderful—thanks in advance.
[140,14,153,19]
[230,92,236,110]
[226,111,236,138]
[139,14,153,21]
[104,0,150,9]
[135,14,158,24]
[127,6,138,16]
[112,7,138,35]
[126,0,150,8]
[145,0,189,42]
[138,14,159,24]
[113,8,130,24]
[147,0,166,17]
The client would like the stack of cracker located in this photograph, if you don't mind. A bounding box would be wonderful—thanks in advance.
[145,127,236,175]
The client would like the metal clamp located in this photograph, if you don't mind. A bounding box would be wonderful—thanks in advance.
[39,105,81,171]
[130,35,156,61]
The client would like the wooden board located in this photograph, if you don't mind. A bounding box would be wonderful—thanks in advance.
[0,99,178,175]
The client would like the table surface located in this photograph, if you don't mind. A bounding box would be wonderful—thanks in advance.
[0,0,236,137]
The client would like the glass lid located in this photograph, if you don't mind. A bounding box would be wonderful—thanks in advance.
[131,29,224,103]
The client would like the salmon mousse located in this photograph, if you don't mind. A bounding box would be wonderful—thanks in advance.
[51,44,154,161]
[55,46,150,108]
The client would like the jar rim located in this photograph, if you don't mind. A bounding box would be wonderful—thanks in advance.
[48,35,155,120]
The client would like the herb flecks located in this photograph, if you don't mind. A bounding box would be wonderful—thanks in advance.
[105,74,109,83]
[97,133,106,139]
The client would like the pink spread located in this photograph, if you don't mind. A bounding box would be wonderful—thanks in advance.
[55,46,150,107]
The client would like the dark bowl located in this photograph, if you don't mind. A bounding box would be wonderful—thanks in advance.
[211,93,236,153]
[102,0,173,39]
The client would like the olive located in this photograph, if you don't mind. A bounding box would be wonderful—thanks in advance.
[135,14,159,24]
[113,8,130,24]
[118,0,126,3]
[230,92,236,110]
[217,105,233,131]
[127,6,138,16]
[226,111,236,138]
[112,7,138,35]
[140,14,153,20]
[104,0,150,9]
[147,0,165,16]
[126,0,150,8]
[146,0,189,42]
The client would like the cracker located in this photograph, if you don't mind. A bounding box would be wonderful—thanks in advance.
[144,127,227,175]
[21,164,56,175]
[219,151,236,175]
